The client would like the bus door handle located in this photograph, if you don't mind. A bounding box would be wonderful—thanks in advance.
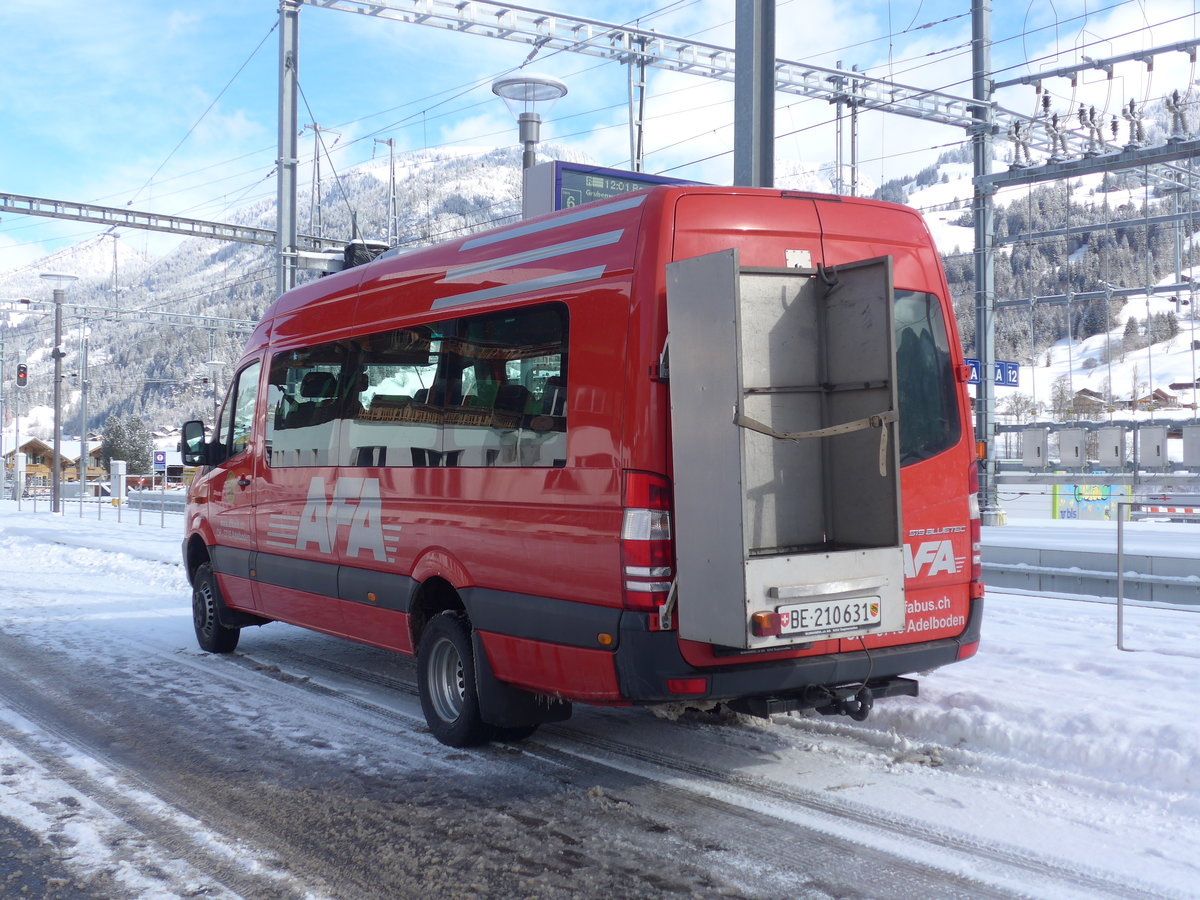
[237,476,251,489]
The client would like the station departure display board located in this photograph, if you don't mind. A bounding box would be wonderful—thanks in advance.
[523,161,698,217]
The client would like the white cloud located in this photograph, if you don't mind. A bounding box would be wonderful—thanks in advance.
[165,10,202,41]
[0,233,50,277]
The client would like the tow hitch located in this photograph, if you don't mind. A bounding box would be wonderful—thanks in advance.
[815,684,874,721]
[726,677,918,720]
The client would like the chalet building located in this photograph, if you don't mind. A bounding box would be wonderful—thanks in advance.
[1108,388,1180,410]
[1072,388,1107,414]
[72,441,106,483]
[2,435,105,494]
[1136,388,1179,409]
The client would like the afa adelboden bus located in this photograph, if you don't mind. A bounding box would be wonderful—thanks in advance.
[181,185,982,747]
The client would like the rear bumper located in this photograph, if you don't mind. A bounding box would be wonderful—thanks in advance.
[613,597,983,705]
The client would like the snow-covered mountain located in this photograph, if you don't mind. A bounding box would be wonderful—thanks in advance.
[3,137,1198,442]
[0,145,537,438]
[875,107,1200,431]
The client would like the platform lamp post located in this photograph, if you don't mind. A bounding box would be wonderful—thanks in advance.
[40,272,77,513]
[3,298,32,501]
[78,317,91,514]
[492,73,567,215]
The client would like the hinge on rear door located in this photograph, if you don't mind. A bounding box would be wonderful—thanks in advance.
[651,337,670,382]
[658,579,679,631]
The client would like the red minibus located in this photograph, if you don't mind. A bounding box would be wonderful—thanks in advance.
[181,186,982,747]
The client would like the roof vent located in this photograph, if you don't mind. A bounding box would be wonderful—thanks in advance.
[344,239,390,270]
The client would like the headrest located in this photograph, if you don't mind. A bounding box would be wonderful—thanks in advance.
[299,370,337,399]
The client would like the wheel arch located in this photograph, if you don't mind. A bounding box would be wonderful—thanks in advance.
[408,575,467,651]
[408,547,473,648]
[184,534,211,586]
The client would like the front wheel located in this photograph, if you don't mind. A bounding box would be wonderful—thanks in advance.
[417,611,494,747]
[192,563,240,654]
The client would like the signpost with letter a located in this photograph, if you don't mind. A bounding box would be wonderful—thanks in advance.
[964,357,1019,387]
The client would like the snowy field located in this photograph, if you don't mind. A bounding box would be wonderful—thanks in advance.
[0,501,1198,898]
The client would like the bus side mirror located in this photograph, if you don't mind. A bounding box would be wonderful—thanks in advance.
[180,420,209,466]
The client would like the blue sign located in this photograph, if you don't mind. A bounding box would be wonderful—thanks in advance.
[999,360,1020,386]
[153,450,167,471]
[963,357,1019,387]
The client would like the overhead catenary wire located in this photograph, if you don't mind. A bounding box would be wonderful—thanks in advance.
[5,1,1198,265]
[125,22,280,210]
[0,1,993,240]
[657,10,1198,177]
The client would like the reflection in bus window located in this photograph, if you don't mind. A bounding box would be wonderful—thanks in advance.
[895,291,961,465]
[265,304,568,468]
[345,326,443,467]
[216,360,261,460]
[439,305,567,468]
[264,344,350,468]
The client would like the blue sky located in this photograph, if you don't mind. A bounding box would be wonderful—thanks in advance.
[1,0,1196,270]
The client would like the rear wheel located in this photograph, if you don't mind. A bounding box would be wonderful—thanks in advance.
[417,611,494,747]
[192,563,240,654]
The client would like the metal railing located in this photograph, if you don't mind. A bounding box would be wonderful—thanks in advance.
[20,489,185,528]
[1117,501,1200,650]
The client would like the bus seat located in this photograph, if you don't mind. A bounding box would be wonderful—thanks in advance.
[300,370,337,399]
[284,371,338,428]
[541,376,566,416]
[494,383,531,414]
[370,394,412,411]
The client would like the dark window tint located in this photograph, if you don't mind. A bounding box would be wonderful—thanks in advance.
[265,343,352,467]
[266,304,567,468]
[895,291,961,465]
[435,306,567,468]
[345,326,443,467]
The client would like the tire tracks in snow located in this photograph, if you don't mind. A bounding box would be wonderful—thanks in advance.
[0,633,328,900]
[242,643,1168,900]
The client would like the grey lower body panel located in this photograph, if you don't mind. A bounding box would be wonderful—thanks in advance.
[613,598,984,704]
[203,542,983,709]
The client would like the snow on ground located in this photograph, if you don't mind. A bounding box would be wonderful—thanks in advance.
[0,501,1198,897]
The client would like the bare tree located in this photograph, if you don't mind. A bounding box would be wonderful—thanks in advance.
[1000,392,1040,423]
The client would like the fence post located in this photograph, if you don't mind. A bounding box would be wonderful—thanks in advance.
[1116,501,1129,651]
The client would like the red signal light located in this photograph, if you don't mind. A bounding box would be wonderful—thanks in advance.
[16,364,27,387]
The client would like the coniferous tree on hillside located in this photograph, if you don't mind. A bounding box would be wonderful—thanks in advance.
[101,415,153,475]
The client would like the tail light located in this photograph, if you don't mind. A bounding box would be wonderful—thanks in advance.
[967,462,983,583]
[621,471,675,612]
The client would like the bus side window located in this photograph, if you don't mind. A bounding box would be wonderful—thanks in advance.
[344,326,441,468]
[443,304,568,467]
[264,344,351,467]
[342,304,567,468]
